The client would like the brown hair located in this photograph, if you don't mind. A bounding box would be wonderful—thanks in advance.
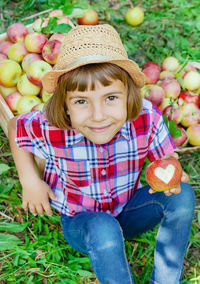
[45,63,142,129]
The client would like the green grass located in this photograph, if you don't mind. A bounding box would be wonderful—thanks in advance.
[0,0,200,283]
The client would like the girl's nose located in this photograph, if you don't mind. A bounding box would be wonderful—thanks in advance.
[91,103,105,121]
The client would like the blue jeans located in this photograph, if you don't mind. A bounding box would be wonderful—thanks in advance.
[61,182,195,284]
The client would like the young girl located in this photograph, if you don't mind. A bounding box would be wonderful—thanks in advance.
[8,24,195,284]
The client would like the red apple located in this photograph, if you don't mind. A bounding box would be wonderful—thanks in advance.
[162,105,183,124]
[172,126,188,148]
[180,103,200,127]
[142,66,160,84]
[16,95,42,114]
[41,88,53,102]
[125,7,144,26]
[141,85,165,106]
[42,40,61,65]
[26,60,52,87]
[183,70,200,91]
[142,61,161,72]
[22,53,43,73]
[186,124,200,146]
[160,78,181,99]
[25,32,48,53]
[8,42,28,63]
[0,41,13,56]
[162,56,180,72]
[145,157,182,191]
[57,16,69,25]
[49,33,65,43]
[5,91,23,112]
[7,23,28,43]
[178,91,200,107]
[49,9,63,18]
[78,9,98,25]
[0,59,22,87]
[0,53,7,61]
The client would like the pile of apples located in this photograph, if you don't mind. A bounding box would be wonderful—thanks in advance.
[0,9,70,114]
[141,56,200,147]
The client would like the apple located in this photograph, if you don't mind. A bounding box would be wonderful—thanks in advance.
[172,126,188,148]
[16,95,42,114]
[160,70,175,80]
[31,102,45,111]
[25,32,48,53]
[0,53,7,61]
[186,124,200,146]
[142,66,160,84]
[49,33,65,43]
[0,41,13,56]
[142,61,161,72]
[0,85,17,98]
[145,157,182,191]
[162,56,180,72]
[22,53,43,73]
[5,91,23,112]
[125,7,144,26]
[49,9,63,18]
[78,9,98,25]
[178,91,200,107]
[42,40,61,65]
[7,23,28,43]
[57,16,70,25]
[180,103,200,127]
[8,42,28,63]
[160,78,181,99]
[162,105,183,124]
[41,88,53,102]
[17,74,41,96]
[141,85,165,106]
[26,60,52,87]
[0,59,22,87]
[32,18,49,33]
[183,70,200,91]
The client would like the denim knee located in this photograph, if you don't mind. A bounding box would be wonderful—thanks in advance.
[83,212,124,251]
[165,182,195,218]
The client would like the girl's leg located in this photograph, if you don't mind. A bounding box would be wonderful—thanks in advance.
[116,182,195,284]
[61,211,134,284]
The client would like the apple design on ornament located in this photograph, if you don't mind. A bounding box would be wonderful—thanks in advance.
[145,157,182,191]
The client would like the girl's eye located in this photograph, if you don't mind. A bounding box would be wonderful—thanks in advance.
[75,99,87,105]
[106,95,118,102]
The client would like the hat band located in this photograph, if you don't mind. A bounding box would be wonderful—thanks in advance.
[58,55,118,71]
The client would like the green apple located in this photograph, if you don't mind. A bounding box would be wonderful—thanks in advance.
[16,95,41,114]
[125,7,144,26]
[17,74,41,96]
[0,59,22,87]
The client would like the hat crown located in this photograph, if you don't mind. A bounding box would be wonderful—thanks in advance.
[56,24,128,70]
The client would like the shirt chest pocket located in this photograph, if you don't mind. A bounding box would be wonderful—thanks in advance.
[56,158,92,188]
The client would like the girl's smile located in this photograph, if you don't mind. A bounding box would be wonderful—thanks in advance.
[66,79,128,144]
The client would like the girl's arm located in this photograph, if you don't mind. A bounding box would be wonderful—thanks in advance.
[8,116,57,216]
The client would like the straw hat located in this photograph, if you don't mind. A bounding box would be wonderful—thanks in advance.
[42,24,145,93]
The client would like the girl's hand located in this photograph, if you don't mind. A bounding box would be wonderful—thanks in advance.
[22,178,57,216]
[149,152,189,196]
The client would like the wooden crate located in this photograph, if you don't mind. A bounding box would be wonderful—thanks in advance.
[0,15,75,137]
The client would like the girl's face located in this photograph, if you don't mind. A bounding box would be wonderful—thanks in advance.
[66,79,128,144]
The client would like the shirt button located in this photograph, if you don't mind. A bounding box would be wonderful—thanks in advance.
[101,169,107,175]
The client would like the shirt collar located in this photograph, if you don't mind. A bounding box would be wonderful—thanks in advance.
[64,120,131,147]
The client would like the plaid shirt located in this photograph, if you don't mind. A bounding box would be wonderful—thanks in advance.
[15,99,176,217]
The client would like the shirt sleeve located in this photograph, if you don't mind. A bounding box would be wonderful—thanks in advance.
[147,105,176,162]
[15,111,48,159]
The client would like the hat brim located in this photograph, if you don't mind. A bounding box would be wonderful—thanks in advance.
[42,58,145,94]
